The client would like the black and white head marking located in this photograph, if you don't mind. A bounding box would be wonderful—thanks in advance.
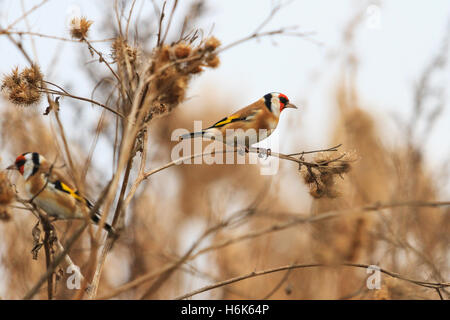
[22,152,41,180]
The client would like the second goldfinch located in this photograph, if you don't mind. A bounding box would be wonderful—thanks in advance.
[7,152,114,234]
[181,92,297,149]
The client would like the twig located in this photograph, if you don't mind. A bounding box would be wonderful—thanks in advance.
[262,262,295,299]
[39,86,125,118]
[174,263,450,300]
[218,28,317,53]
[125,0,137,39]
[5,0,49,30]
[156,1,167,46]
[189,200,450,260]
[97,199,449,300]
[23,222,88,300]
[160,0,178,45]
[287,144,342,157]
[23,181,112,300]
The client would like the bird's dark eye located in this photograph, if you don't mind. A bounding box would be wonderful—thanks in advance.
[16,159,25,168]
[279,97,288,105]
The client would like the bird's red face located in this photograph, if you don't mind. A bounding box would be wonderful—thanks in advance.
[278,93,290,112]
[264,92,297,117]
[7,152,41,179]
[14,154,26,175]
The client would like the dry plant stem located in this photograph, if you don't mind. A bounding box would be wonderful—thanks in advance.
[5,0,49,30]
[51,107,86,208]
[43,223,54,299]
[189,200,450,260]
[36,211,56,299]
[85,62,154,298]
[219,28,315,53]
[157,1,167,46]
[218,1,316,53]
[139,211,246,299]
[174,263,450,300]
[104,207,256,300]
[138,179,258,300]
[23,181,112,300]
[24,223,88,300]
[0,30,115,43]
[287,144,342,157]
[84,39,121,84]
[124,146,344,205]
[125,0,137,38]
[262,262,295,299]
[40,86,125,118]
[160,0,178,45]
[87,148,139,299]
[6,33,33,63]
[98,200,449,299]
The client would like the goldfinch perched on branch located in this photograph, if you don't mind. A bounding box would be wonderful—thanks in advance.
[7,152,114,234]
[181,92,297,149]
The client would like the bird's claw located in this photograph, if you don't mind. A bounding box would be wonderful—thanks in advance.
[257,148,271,159]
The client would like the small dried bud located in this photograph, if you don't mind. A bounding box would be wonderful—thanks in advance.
[205,37,221,51]
[206,54,220,68]
[190,65,203,74]
[174,43,191,59]
[70,17,93,40]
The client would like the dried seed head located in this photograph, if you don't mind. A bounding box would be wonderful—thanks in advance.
[70,17,93,40]
[205,37,221,51]
[206,54,220,68]
[145,36,222,120]
[22,63,43,84]
[1,67,21,89]
[174,43,192,59]
[1,65,43,106]
[300,151,356,199]
[190,65,203,74]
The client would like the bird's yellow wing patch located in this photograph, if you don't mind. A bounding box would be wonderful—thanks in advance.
[212,115,242,128]
[54,180,84,202]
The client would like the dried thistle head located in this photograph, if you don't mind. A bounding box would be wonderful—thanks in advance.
[300,151,356,199]
[174,42,192,59]
[205,36,221,51]
[70,17,93,40]
[22,63,43,84]
[1,64,43,106]
[111,37,137,64]
[206,54,220,68]
[145,37,221,119]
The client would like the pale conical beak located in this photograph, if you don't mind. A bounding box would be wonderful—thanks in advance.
[285,103,297,109]
[6,164,17,170]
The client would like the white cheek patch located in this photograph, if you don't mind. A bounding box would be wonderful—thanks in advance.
[271,97,281,117]
[23,160,35,180]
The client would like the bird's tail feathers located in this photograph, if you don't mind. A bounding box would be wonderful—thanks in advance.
[180,131,205,140]
[91,213,115,236]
